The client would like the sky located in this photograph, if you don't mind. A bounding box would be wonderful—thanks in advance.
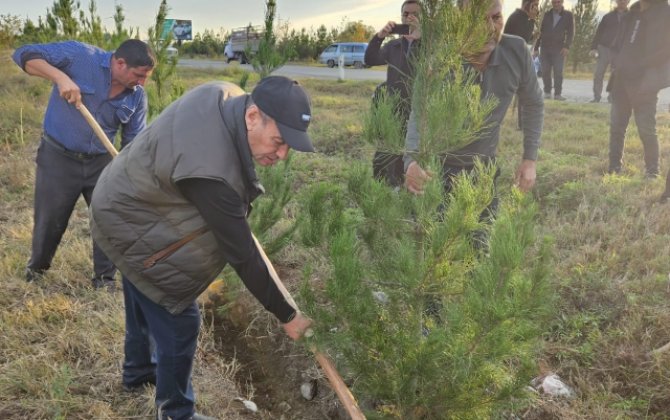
[3,0,614,37]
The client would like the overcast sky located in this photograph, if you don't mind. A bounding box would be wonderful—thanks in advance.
[4,0,613,37]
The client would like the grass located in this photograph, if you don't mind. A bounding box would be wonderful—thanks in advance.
[2,46,670,419]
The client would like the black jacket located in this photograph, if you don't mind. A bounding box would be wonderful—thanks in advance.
[612,0,670,94]
[504,8,535,44]
[534,8,575,52]
[591,9,625,50]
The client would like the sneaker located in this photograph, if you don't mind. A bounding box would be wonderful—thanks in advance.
[92,276,117,292]
[554,95,567,101]
[543,93,551,99]
[25,268,45,282]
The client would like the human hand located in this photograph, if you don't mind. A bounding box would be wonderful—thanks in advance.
[405,161,432,195]
[514,159,537,192]
[532,49,539,58]
[560,48,569,57]
[406,14,421,41]
[282,311,313,341]
[57,77,82,108]
[588,49,598,58]
[377,21,395,39]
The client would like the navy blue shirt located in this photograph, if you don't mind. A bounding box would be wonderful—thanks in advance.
[13,41,148,154]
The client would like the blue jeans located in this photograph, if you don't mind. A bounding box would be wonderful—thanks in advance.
[540,49,565,95]
[122,277,200,420]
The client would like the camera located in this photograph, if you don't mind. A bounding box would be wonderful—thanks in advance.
[390,24,410,35]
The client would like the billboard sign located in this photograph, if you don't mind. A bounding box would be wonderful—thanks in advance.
[161,19,192,41]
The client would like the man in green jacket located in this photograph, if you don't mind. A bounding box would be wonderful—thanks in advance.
[90,76,314,420]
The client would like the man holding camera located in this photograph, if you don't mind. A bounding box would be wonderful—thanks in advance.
[364,0,421,188]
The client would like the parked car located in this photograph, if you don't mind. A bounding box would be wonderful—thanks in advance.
[319,42,368,69]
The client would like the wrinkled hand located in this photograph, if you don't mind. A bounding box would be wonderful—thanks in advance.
[514,159,537,192]
[405,161,432,195]
[560,48,569,57]
[57,77,82,108]
[377,21,395,39]
[588,49,598,58]
[282,311,313,341]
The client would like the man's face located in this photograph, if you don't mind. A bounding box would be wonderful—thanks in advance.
[616,0,630,10]
[526,0,540,17]
[246,106,290,166]
[112,58,153,88]
[482,0,504,53]
[552,0,563,11]
[401,2,420,24]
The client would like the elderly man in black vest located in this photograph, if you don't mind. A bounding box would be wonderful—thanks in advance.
[90,77,314,420]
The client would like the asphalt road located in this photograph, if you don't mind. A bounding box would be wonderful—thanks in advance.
[178,59,670,110]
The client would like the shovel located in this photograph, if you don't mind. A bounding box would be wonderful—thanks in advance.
[79,104,366,420]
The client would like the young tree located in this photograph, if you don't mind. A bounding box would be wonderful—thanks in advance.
[298,1,553,417]
[570,0,598,72]
[0,14,22,48]
[251,0,286,78]
[337,20,375,42]
[145,0,181,117]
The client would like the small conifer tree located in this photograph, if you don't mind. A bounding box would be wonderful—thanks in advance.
[298,1,552,417]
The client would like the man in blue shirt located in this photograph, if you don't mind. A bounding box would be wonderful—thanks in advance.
[12,39,155,289]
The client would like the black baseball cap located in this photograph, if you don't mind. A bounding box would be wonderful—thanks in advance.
[251,76,315,152]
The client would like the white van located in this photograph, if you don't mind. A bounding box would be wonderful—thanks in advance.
[319,42,368,69]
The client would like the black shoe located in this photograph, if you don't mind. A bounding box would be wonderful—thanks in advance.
[589,98,600,103]
[554,94,567,101]
[644,171,660,180]
[122,373,156,392]
[92,276,117,292]
[25,268,45,282]
[607,167,621,175]
[660,194,670,204]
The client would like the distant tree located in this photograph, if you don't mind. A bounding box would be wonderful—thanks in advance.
[50,0,80,39]
[0,14,22,48]
[570,0,598,72]
[337,20,374,42]
[78,0,104,47]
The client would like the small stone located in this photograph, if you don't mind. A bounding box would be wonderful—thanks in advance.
[234,397,258,412]
[278,401,292,412]
[372,291,389,304]
[300,379,318,400]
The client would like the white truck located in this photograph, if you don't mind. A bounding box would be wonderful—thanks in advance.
[224,26,263,64]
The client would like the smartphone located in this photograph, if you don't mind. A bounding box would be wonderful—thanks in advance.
[390,24,410,35]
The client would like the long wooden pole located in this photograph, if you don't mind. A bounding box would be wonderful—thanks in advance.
[81,103,366,420]
[252,236,366,420]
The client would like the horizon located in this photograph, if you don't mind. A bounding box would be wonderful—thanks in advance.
[3,0,615,39]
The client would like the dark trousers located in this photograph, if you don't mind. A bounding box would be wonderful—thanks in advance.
[123,277,200,420]
[540,49,565,95]
[441,162,500,222]
[28,137,115,279]
[373,151,405,188]
[593,45,613,101]
[608,85,659,175]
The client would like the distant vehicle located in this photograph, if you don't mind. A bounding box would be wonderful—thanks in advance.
[166,46,178,58]
[225,26,263,64]
[318,42,368,69]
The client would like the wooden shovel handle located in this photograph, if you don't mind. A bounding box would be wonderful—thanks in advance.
[253,236,366,420]
[78,104,119,157]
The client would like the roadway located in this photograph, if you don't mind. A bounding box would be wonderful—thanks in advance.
[178,59,670,110]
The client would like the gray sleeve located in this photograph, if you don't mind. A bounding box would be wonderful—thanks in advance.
[517,45,544,161]
[403,108,419,171]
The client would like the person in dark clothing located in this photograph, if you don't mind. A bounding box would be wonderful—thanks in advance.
[589,0,629,103]
[504,0,539,44]
[607,0,670,181]
[504,0,540,130]
[12,39,155,290]
[90,77,315,420]
[534,0,574,100]
[364,0,420,188]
